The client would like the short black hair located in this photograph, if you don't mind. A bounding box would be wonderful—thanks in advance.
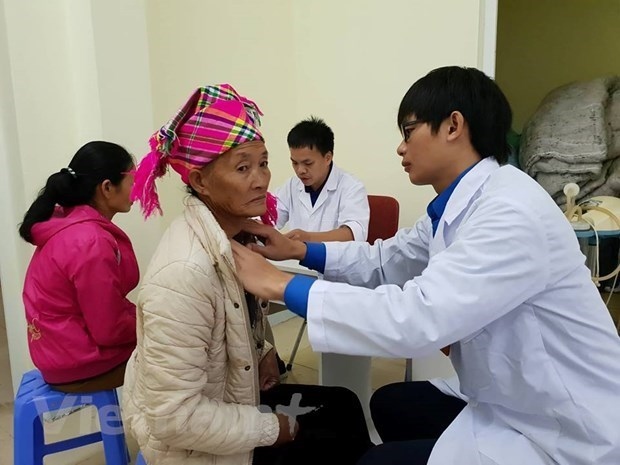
[398,66,512,164]
[287,116,334,156]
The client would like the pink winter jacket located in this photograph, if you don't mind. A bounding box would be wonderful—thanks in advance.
[22,205,139,384]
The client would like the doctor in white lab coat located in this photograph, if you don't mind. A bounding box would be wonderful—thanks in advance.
[232,66,620,465]
[275,116,371,402]
[276,116,369,243]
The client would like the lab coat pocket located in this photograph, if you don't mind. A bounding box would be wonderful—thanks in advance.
[453,329,492,399]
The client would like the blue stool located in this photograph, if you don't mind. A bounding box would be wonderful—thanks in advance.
[13,369,130,465]
[136,451,147,464]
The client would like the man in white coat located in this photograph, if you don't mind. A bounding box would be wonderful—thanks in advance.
[232,66,620,465]
[275,116,369,243]
[274,116,371,390]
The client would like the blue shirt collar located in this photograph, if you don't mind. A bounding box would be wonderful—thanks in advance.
[427,163,477,236]
[305,162,333,207]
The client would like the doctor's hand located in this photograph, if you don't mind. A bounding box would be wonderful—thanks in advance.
[231,240,294,302]
[239,220,307,261]
[284,228,310,242]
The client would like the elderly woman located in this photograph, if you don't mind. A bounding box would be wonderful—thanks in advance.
[122,84,372,465]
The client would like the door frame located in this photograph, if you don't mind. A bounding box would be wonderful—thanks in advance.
[479,0,498,78]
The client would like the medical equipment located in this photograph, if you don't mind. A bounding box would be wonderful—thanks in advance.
[564,183,620,294]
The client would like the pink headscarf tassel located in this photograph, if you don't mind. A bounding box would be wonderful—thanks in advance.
[131,134,169,219]
[260,192,278,227]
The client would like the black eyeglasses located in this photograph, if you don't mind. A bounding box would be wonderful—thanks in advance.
[401,119,422,142]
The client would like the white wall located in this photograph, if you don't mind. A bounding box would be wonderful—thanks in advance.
[289,0,484,225]
[88,0,165,297]
[0,0,33,396]
[0,0,162,394]
[1,0,493,394]
[147,0,485,227]
[145,0,298,223]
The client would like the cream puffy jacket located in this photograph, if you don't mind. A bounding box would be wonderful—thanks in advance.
[122,198,280,465]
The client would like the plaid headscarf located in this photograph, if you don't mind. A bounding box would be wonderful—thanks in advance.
[132,84,277,224]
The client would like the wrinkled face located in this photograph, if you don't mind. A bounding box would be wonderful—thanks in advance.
[396,115,451,186]
[105,166,135,214]
[198,140,271,218]
[290,146,333,191]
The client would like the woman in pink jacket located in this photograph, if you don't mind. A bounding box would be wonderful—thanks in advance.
[20,141,139,393]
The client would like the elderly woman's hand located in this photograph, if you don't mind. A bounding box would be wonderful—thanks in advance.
[274,413,299,446]
[231,241,294,302]
[239,220,307,261]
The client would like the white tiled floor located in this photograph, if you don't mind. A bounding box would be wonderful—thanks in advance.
[273,316,412,390]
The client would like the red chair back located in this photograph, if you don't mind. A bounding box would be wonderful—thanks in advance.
[367,195,400,245]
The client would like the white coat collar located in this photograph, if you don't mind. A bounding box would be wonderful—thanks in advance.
[295,163,342,192]
[294,164,342,212]
[323,163,341,192]
[442,158,499,226]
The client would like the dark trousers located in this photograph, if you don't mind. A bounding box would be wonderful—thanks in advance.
[49,361,128,393]
[358,381,466,465]
[253,384,373,465]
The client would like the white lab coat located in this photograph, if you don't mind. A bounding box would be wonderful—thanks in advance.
[275,164,369,241]
[305,158,620,465]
